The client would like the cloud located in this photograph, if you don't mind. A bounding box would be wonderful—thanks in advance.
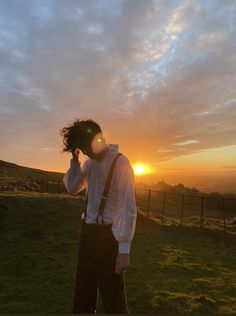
[222,165,236,169]
[175,140,200,146]
[0,0,235,167]
[39,147,57,153]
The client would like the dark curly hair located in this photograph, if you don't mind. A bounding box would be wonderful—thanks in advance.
[59,117,102,153]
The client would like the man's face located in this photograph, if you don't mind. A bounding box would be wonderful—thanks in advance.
[80,132,106,159]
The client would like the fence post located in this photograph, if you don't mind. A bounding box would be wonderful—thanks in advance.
[180,194,184,225]
[161,192,166,223]
[200,196,204,228]
[222,198,226,232]
[147,190,151,217]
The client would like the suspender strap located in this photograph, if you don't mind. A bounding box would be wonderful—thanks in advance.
[85,191,88,206]
[98,152,122,213]
[82,152,122,224]
[82,191,88,222]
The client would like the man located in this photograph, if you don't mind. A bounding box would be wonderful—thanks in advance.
[60,118,137,313]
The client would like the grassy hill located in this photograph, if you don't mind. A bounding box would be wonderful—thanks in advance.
[0,191,235,313]
[0,159,64,182]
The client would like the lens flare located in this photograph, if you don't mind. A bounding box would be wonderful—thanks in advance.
[91,132,106,154]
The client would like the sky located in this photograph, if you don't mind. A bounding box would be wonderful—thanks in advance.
[0,0,236,192]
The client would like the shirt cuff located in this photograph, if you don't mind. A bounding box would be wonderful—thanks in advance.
[118,242,131,254]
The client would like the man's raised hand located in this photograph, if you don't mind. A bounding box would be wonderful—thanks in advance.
[72,148,80,162]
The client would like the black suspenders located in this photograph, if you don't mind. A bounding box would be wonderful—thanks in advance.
[82,152,122,224]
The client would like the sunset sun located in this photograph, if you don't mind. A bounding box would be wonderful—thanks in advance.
[132,163,153,176]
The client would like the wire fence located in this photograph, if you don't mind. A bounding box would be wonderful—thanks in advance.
[134,188,236,235]
[0,180,67,194]
[0,180,236,234]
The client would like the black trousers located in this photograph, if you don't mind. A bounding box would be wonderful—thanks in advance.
[73,220,130,313]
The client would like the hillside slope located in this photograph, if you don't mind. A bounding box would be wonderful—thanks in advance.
[0,160,64,182]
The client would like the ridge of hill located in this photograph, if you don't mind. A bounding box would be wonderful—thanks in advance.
[0,160,64,182]
[1,159,236,198]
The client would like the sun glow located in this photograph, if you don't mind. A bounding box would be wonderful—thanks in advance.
[132,163,153,176]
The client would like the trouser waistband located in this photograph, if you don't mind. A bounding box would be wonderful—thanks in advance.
[82,220,113,232]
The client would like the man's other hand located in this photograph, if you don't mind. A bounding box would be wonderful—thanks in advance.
[115,254,130,274]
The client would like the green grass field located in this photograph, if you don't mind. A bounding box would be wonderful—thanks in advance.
[0,192,236,313]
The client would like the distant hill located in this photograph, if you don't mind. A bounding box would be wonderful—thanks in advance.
[0,160,64,183]
[135,179,236,198]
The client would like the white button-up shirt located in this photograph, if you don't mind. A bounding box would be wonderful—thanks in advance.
[63,144,137,254]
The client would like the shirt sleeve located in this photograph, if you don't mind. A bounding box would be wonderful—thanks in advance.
[63,159,90,195]
[111,156,137,255]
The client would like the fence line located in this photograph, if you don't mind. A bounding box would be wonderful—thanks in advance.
[134,188,236,234]
[0,180,68,194]
[0,181,235,234]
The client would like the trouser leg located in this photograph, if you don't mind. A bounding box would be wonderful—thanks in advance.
[96,228,130,313]
[99,271,129,313]
[73,222,98,313]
